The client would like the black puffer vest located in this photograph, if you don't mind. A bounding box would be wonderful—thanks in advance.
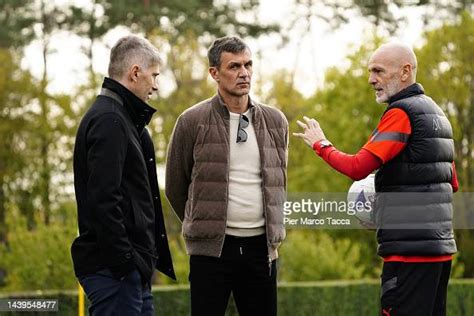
[375,83,457,257]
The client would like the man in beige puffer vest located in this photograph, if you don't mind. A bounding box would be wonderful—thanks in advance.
[166,36,288,316]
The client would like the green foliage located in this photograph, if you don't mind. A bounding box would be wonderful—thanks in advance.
[0,202,78,292]
[149,33,215,163]
[352,0,406,34]
[416,11,474,191]
[263,41,385,194]
[0,48,37,240]
[0,0,36,48]
[451,253,466,279]
[279,231,367,281]
[102,0,278,40]
[307,41,384,169]
[0,0,81,227]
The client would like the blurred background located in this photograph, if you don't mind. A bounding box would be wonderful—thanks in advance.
[0,0,473,314]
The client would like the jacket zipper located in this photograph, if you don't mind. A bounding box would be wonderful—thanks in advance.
[218,110,231,258]
[253,108,273,275]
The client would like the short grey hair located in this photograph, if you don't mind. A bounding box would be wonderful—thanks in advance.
[108,35,162,79]
[208,36,250,68]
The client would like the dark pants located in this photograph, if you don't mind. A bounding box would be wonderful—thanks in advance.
[78,269,154,316]
[381,260,452,316]
[189,234,277,316]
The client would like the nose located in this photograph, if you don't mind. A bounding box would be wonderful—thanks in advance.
[239,66,250,78]
[368,72,376,85]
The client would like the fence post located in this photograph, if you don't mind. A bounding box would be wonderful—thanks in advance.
[78,282,84,316]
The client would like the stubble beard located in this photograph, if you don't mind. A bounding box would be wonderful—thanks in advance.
[375,80,401,104]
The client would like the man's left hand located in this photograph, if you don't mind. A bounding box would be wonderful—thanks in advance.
[293,116,327,148]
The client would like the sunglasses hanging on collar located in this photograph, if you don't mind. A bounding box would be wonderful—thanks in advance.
[236,114,249,143]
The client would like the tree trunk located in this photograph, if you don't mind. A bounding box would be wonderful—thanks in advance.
[39,0,51,225]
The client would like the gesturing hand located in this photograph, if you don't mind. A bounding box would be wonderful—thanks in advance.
[293,116,327,148]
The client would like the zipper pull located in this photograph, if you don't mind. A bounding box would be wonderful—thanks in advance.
[268,256,272,277]
[239,246,243,255]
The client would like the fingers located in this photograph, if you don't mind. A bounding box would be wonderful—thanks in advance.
[293,132,312,147]
[297,118,318,128]
[294,116,325,148]
[303,116,319,128]
[292,132,304,138]
[296,120,307,129]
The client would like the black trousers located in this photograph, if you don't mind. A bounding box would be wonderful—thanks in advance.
[381,260,452,316]
[189,234,277,316]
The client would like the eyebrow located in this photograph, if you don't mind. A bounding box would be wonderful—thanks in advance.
[368,66,383,71]
[229,59,252,65]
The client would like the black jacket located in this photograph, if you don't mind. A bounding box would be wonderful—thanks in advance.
[71,77,175,281]
[375,83,457,257]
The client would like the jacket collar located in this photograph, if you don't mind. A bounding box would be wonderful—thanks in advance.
[388,83,424,105]
[213,93,257,118]
[101,77,156,132]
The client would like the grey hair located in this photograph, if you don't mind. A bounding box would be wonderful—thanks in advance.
[108,35,162,79]
[207,36,250,68]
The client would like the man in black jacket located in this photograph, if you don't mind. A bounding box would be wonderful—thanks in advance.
[71,35,175,316]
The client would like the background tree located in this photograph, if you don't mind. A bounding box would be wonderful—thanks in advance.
[0,0,88,227]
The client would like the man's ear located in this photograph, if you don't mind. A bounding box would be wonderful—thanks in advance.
[209,67,219,82]
[400,64,412,82]
[129,64,140,83]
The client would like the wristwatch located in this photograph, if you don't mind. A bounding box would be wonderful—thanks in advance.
[319,139,333,148]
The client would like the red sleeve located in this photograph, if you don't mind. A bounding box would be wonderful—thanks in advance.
[313,142,382,181]
[363,108,411,163]
[452,161,459,193]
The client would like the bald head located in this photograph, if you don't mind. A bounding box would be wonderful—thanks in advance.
[372,43,417,77]
[368,42,418,103]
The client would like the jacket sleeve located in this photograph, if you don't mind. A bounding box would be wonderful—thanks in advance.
[85,113,134,272]
[165,115,194,222]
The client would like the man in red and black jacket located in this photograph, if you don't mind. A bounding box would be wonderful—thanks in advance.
[294,42,458,316]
